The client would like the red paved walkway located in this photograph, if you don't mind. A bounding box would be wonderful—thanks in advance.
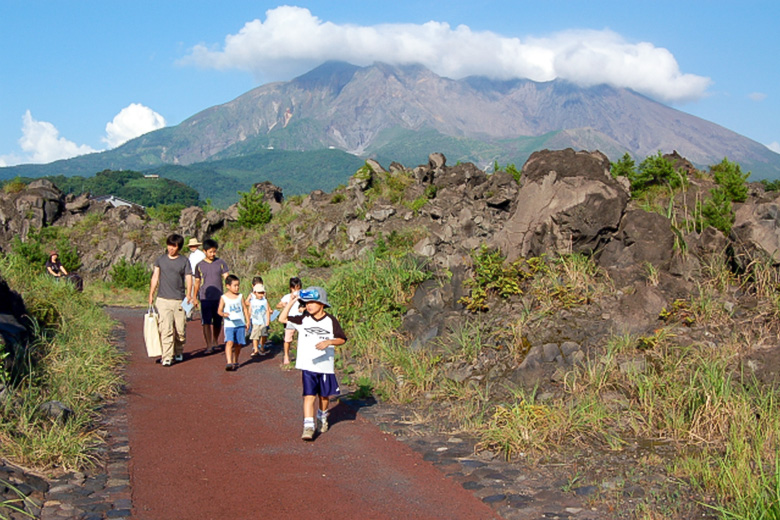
[113,308,498,520]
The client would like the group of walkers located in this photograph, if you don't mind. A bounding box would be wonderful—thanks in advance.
[147,233,347,441]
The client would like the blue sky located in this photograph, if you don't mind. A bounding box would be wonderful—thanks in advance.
[2,1,778,167]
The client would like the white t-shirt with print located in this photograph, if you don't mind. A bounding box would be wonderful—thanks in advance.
[221,293,245,328]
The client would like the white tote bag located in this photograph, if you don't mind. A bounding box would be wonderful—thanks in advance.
[143,306,163,357]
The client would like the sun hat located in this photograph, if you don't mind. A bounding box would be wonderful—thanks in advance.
[187,238,202,247]
[253,283,266,293]
[298,286,330,308]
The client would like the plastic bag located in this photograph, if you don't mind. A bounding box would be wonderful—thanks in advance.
[144,306,162,357]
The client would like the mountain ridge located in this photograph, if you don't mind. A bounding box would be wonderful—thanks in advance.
[2,60,779,191]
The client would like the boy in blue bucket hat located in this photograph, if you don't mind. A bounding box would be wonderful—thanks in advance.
[279,286,347,441]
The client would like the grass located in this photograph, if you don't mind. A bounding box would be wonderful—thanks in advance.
[0,479,37,518]
[0,253,123,471]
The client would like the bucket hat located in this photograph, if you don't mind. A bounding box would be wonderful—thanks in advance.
[298,286,330,308]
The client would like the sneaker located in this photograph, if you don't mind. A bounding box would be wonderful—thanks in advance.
[301,425,315,441]
[316,416,329,433]
[174,354,183,362]
[233,363,240,371]
[161,359,172,367]
[225,364,233,371]
[259,348,269,356]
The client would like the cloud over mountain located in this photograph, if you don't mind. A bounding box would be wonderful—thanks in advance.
[182,5,711,104]
[103,103,166,148]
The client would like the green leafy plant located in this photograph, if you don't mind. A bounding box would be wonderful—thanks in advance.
[301,246,332,268]
[147,203,186,226]
[610,152,636,179]
[109,258,152,290]
[237,186,272,228]
[460,246,526,312]
[697,187,735,234]
[710,157,750,203]
[629,152,687,197]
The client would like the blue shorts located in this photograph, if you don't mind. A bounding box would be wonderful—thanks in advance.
[224,326,246,345]
[301,370,340,397]
[200,299,223,326]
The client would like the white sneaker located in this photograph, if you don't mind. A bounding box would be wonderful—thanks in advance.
[316,416,329,433]
[302,425,315,441]
[161,359,172,366]
[174,354,183,362]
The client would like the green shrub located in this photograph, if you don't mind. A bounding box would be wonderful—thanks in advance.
[710,158,750,203]
[109,258,152,290]
[460,246,527,312]
[301,246,332,268]
[147,203,186,226]
[610,152,636,179]
[629,152,687,197]
[10,228,80,273]
[698,188,735,234]
[237,187,272,228]
[761,179,780,192]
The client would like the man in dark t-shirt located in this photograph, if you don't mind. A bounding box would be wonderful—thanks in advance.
[193,238,229,355]
[148,234,193,366]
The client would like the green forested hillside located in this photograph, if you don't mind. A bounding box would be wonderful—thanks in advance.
[150,148,366,207]
[4,170,200,207]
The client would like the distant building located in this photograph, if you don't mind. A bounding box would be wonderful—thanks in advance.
[90,195,145,210]
[143,174,159,179]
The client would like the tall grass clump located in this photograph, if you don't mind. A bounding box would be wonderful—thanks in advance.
[326,251,431,399]
[0,253,123,470]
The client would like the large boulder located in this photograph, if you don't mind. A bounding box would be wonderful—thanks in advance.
[731,195,780,266]
[251,181,285,213]
[598,210,675,271]
[492,149,630,261]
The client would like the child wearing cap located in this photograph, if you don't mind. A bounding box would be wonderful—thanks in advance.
[246,281,271,356]
[279,286,347,441]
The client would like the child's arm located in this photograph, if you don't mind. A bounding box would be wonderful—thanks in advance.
[315,337,346,351]
[278,292,299,324]
[193,276,201,307]
[265,304,271,326]
[242,297,250,330]
[217,297,227,319]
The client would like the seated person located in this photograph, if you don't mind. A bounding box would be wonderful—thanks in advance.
[46,250,84,292]
[46,251,68,278]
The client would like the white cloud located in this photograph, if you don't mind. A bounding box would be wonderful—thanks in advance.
[749,92,767,102]
[767,142,780,154]
[102,103,166,148]
[181,5,711,104]
[18,110,96,164]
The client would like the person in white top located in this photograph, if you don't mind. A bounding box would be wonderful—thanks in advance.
[186,238,206,274]
[276,276,303,366]
[217,274,250,371]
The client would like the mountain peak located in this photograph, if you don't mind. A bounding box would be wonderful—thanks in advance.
[291,61,361,93]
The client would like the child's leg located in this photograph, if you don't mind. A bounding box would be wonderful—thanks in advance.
[224,341,234,364]
[251,338,259,354]
[260,335,267,352]
[233,342,241,364]
[303,395,317,420]
[318,395,330,413]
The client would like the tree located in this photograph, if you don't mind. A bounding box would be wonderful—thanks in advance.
[237,186,272,228]
[710,157,750,203]
[610,153,636,179]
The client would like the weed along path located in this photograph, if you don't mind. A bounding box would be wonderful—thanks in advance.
[111,307,498,520]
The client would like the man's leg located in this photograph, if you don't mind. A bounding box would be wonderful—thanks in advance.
[156,298,176,364]
[172,304,186,357]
